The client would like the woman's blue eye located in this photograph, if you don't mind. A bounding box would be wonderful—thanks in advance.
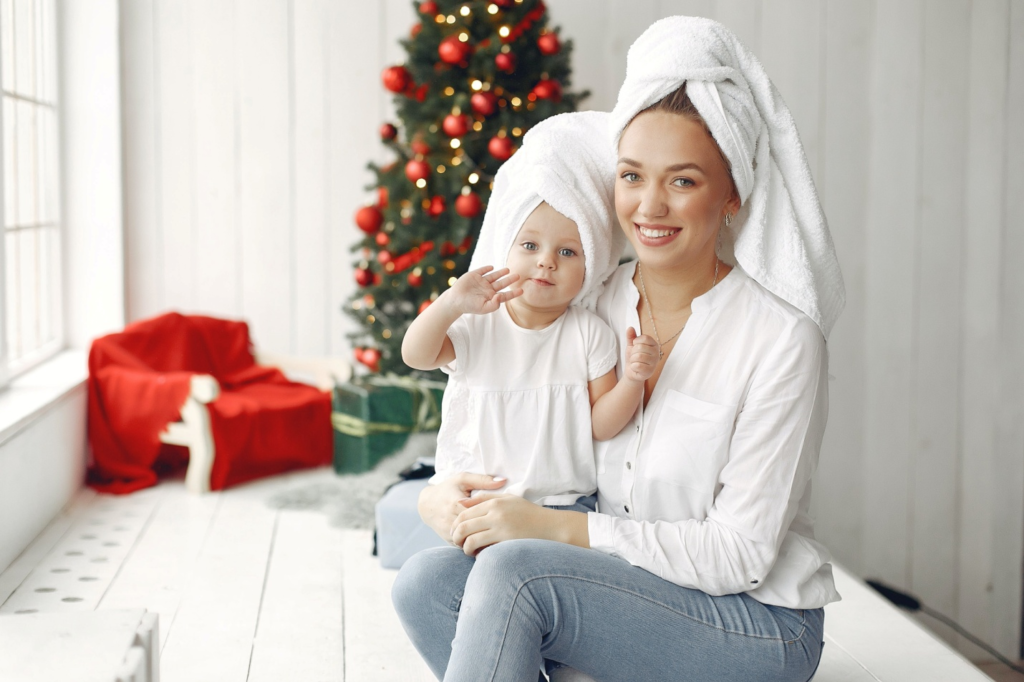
[559,248,576,257]
[672,177,694,187]
[621,171,640,182]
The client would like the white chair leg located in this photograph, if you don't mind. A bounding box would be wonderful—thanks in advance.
[159,374,219,494]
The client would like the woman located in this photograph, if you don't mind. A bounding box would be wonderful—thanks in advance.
[393,16,845,682]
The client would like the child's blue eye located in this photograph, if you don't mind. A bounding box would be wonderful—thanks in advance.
[522,241,537,250]
[559,248,577,257]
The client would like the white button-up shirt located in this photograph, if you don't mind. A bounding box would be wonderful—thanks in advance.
[588,262,841,610]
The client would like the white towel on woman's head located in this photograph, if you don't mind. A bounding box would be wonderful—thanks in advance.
[469,111,622,311]
[609,16,845,339]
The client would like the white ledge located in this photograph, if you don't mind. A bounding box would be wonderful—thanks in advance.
[0,350,88,447]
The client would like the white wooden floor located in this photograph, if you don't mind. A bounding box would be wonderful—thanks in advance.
[0,468,996,682]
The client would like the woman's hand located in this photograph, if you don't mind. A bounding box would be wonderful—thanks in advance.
[451,494,590,556]
[417,473,507,544]
[445,265,522,315]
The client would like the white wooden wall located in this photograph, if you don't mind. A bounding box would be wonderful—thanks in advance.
[117,0,1024,661]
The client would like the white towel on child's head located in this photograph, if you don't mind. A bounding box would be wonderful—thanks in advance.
[469,111,622,311]
[609,16,845,339]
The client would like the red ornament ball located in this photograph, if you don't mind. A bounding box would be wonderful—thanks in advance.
[375,232,390,246]
[488,136,514,161]
[355,267,373,287]
[455,192,483,218]
[405,159,431,183]
[410,139,431,155]
[537,32,561,55]
[354,205,383,233]
[418,300,432,314]
[408,272,423,287]
[381,65,411,93]
[495,52,516,73]
[376,250,392,264]
[380,123,398,141]
[492,0,513,6]
[356,347,381,372]
[419,0,438,14]
[532,79,562,101]
[442,114,470,137]
[438,36,472,65]
[471,91,498,117]
[377,186,389,208]
[410,23,422,38]
[427,195,446,217]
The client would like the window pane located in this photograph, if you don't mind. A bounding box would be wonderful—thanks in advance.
[5,229,17,359]
[13,0,33,99]
[17,224,36,356]
[15,98,34,226]
[37,102,54,222]
[40,0,52,103]
[1,0,13,93]
[3,96,12,227]
[39,223,55,343]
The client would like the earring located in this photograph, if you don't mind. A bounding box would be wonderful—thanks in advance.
[724,213,732,228]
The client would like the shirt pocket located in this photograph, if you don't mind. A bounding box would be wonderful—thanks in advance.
[646,390,736,491]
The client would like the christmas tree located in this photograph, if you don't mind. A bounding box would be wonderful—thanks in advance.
[347,0,588,376]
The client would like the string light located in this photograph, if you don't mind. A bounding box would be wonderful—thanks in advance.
[458,31,469,42]
[382,330,392,339]
[511,96,522,107]
[444,86,455,96]
[428,124,438,133]
[471,80,483,91]
[437,165,446,173]
[444,260,456,270]
[416,179,427,188]
[472,121,483,131]
[367,315,376,323]
[450,139,461,149]
[446,14,456,23]
[451,156,462,166]
[385,263,395,272]
[468,172,480,184]
[460,5,471,16]
[488,3,499,14]
[448,277,458,286]
[435,14,445,23]
[498,26,510,37]
[427,266,437,275]
[512,127,522,136]
[352,300,363,310]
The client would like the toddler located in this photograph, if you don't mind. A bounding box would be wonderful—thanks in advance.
[402,111,658,510]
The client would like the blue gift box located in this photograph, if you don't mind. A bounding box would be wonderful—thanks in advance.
[375,478,448,569]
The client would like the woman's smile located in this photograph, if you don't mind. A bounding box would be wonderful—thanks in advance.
[634,222,683,245]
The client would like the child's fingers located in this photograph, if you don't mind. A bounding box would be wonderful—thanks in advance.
[494,288,523,303]
[490,273,521,291]
[480,266,510,282]
[469,265,496,277]
[632,334,658,347]
[626,327,638,345]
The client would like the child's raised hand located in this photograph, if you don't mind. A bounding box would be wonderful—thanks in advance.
[444,265,522,315]
[624,327,659,382]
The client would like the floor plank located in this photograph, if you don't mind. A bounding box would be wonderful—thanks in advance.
[97,483,221,649]
[158,487,277,682]
[340,529,433,681]
[247,510,344,682]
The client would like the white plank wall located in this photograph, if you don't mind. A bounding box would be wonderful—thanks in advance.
[117,0,1024,661]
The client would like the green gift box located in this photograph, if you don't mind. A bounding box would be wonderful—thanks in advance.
[331,375,445,474]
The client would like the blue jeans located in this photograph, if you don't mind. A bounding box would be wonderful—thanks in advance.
[392,535,824,681]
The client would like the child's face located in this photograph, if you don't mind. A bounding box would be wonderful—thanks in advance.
[505,202,586,312]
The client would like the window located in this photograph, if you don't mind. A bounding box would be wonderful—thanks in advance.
[0,0,60,384]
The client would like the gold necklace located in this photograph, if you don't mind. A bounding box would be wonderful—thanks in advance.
[637,259,720,360]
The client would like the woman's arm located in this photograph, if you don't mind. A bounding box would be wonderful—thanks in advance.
[589,327,658,440]
[401,266,522,370]
[450,495,590,555]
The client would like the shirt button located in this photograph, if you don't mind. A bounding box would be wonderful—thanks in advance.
[635,424,639,431]
[624,505,630,513]
[626,462,632,470]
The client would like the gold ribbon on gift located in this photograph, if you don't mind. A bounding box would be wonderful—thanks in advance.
[331,374,446,437]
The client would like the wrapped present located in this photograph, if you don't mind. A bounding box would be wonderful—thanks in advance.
[331,375,445,474]
[375,478,447,569]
